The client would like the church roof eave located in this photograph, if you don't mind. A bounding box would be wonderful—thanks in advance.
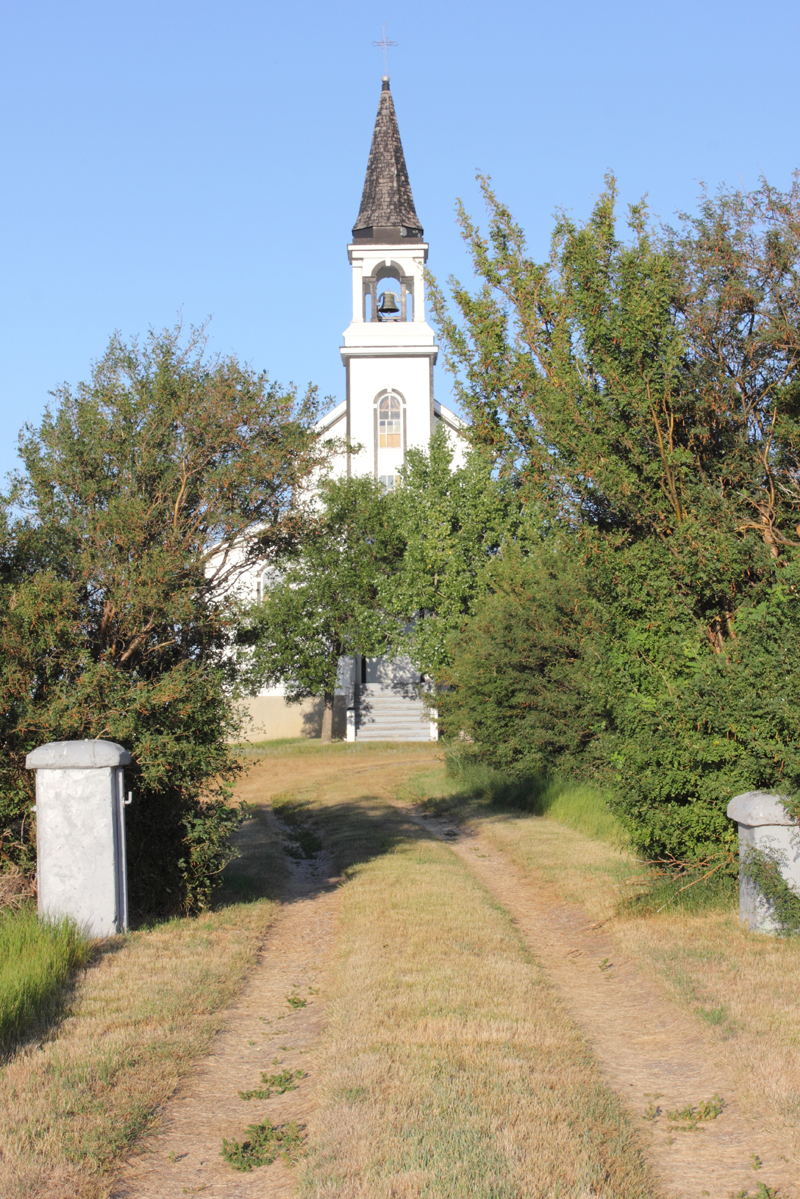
[315,399,347,434]
[434,399,466,431]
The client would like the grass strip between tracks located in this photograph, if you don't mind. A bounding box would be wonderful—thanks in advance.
[294,788,660,1199]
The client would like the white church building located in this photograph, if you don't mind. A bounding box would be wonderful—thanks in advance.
[240,75,465,742]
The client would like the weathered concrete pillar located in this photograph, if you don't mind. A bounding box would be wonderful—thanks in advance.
[727,791,800,933]
[26,740,132,937]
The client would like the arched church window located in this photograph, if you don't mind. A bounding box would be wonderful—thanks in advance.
[256,569,270,604]
[378,395,402,448]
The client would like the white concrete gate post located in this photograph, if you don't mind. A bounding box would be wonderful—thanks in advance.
[26,739,132,937]
[727,790,800,933]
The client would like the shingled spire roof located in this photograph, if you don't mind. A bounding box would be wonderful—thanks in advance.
[352,77,423,242]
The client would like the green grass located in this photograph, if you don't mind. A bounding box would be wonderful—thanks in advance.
[0,895,281,1195]
[408,757,738,916]
[234,737,437,759]
[0,907,91,1053]
[408,754,626,845]
[525,775,624,843]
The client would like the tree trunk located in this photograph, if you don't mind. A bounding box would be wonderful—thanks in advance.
[320,691,334,743]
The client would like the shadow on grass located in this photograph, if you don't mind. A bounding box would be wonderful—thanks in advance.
[214,804,292,907]
[405,757,739,919]
[217,790,428,911]
[405,758,623,842]
[0,755,433,1063]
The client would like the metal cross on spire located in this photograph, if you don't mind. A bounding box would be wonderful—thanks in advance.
[371,22,398,75]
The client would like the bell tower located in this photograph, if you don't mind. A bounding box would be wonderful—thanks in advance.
[339,76,438,489]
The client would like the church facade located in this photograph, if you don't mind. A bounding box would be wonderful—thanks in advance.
[240,76,465,742]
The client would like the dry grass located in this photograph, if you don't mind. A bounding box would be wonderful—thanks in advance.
[464,804,800,1171]
[10,739,792,1198]
[0,807,283,1199]
[0,746,434,1199]
[277,773,659,1199]
[0,863,36,911]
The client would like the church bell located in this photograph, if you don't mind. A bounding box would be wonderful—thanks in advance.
[377,289,400,317]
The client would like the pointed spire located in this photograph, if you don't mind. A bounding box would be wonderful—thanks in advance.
[352,77,423,242]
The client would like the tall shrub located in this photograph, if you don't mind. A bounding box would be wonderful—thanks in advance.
[430,176,800,860]
[387,427,529,678]
[0,326,328,912]
[437,541,605,777]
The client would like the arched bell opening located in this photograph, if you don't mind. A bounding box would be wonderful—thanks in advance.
[362,263,415,322]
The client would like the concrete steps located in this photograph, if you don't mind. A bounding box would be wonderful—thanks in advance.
[354,684,432,741]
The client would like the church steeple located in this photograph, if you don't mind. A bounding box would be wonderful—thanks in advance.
[352,77,423,243]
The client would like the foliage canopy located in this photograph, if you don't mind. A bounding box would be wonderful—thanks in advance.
[430,175,800,861]
[389,427,528,678]
[0,325,327,911]
[241,474,404,741]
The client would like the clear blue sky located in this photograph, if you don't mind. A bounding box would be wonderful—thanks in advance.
[2,0,799,482]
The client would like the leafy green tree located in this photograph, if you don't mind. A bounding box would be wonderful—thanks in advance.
[242,475,404,742]
[386,427,529,678]
[437,540,605,776]
[430,175,800,860]
[0,325,327,912]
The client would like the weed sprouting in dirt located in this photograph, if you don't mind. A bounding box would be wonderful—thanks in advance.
[665,1093,725,1130]
[643,1093,724,1131]
[286,993,307,1009]
[220,1119,304,1171]
[239,1069,305,1101]
[731,1185,781,1199]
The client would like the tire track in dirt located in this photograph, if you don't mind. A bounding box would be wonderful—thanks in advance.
[414,812,797,1199]
[110,833,340,1199]
[109,749,439,1199]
